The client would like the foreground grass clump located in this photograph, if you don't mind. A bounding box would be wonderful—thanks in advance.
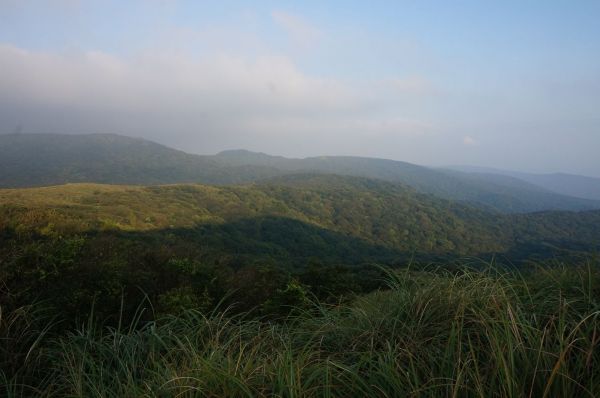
[2,263,599,397]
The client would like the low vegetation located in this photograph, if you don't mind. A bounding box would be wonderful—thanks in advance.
[1,263,599,397]
[1,179,599,396]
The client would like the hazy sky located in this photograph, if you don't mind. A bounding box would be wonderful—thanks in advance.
[1,1,599,176]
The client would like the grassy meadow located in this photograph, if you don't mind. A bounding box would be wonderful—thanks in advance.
[2,263,599,397]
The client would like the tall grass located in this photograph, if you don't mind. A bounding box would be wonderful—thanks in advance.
[2,262,599,397]
[0,302,56,397]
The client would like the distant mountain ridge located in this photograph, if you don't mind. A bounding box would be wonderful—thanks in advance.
[445,165,600,201]
[210,149,600,213]
[0,133,282,187]
[1,133,599,214]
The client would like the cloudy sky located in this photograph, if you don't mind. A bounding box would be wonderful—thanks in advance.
[1,1,599,176]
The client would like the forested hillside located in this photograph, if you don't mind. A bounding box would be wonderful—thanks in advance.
[2,133,600,213]
[212,150,600,213]
[0,133,281,187]
[2,174,599,263]
[2,177,600,397]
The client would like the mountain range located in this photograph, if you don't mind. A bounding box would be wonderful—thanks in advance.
[446,165,600,201]
[1,133,599,214]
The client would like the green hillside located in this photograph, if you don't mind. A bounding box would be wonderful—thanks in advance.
[2,133,599,213]
[0,133,281,187]
[2,175,599,262]
[213,150,600,213]
[2,177,600,397]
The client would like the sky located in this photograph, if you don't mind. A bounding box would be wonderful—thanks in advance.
[0,1,599,176]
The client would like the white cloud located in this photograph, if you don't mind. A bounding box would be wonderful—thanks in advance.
[0,44,351,111]
[0,43,432,155]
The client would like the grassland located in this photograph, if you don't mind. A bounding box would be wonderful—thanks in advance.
[2,264,599,397]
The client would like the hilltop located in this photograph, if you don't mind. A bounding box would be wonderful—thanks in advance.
[0,133,282,187]
[2,133,599,213]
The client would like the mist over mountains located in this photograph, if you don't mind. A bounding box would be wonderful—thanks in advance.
[2,133,599,214]
[446,165,600,201]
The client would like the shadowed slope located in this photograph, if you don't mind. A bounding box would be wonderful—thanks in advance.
[2,175,599,261]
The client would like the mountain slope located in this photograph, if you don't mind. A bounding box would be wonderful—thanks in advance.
[518,173,600,201]
[446,165,600,201]
[213,150,600,213]
[2,175,599,262]
[0,133,281,187]
[2,133,599,214]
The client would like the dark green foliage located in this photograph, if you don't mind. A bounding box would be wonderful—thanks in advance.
[0,229,389,326]
[2,264,600,397]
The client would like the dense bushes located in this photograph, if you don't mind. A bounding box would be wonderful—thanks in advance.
[0,232,389,327]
